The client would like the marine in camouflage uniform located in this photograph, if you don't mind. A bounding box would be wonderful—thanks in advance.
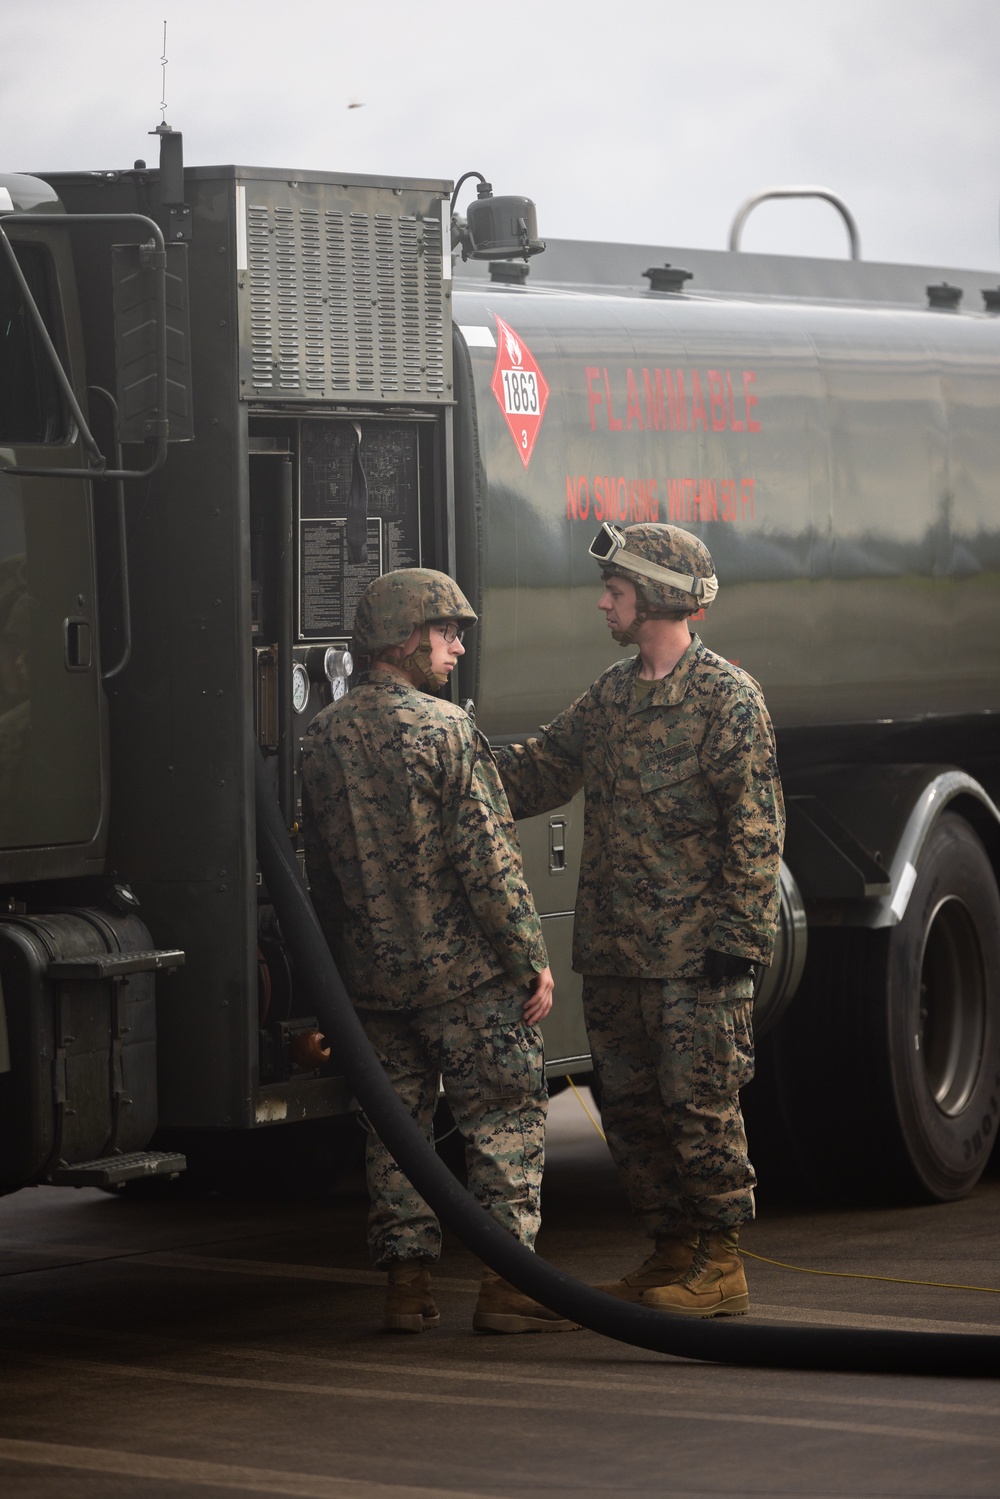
[493,523,784,1317]
[302,568,573,1333]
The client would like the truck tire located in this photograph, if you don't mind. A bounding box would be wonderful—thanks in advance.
[877,813,1000,1199]
[747,813,1000,1204]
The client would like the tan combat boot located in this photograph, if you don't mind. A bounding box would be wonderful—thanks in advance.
[473,1269,580,1334]
[383,1261,440,1333]
[642,1229,749,1317]
[594,1233,699,1302]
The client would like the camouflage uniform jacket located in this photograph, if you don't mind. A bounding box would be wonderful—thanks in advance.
[493,635,784,980]
[301,677,547,1009]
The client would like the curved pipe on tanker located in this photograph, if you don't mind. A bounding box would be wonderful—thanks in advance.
[254,747,999,1378]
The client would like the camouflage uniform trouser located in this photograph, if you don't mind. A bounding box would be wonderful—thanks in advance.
[357,975,547,1267]
[583,974,756,1238]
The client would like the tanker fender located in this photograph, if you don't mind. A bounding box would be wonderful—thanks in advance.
[781,763,1000,930]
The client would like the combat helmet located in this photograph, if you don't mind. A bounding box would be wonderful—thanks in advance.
[589,521,718,645]
[352,568,477,691]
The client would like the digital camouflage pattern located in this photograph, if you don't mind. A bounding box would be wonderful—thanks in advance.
[351,568,477,658]
[358,975,547,1265]
[495,629,780,1238]
[301,677,547,1008]
[494,634,785,978]
[302,671,549,1265]
[583,974,757,1232]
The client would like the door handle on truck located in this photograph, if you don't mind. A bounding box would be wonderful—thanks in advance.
[549,816,567,874]
[64,618,92,671]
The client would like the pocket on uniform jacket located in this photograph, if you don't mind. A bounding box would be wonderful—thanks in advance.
[640,749,700,796]
[640,747,713,837]
[691,995,755,1107]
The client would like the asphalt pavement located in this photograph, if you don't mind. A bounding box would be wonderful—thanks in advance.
[0,1085,997,1498]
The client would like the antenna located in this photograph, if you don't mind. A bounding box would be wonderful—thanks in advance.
[159,20,168,124]
[147,18,190,240]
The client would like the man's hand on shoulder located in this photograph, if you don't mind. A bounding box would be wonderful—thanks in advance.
[523,966,554,1024]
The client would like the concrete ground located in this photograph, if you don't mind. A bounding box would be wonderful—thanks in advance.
[0,1085,998,1499]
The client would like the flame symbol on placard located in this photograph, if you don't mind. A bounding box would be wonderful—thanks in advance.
[504,327,523,367]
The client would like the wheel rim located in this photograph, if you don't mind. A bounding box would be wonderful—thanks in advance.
[919,896,986,1116]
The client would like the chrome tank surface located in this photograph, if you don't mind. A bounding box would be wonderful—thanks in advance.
[451,277,1000,745]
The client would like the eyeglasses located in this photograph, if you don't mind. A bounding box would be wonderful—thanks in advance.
[431,621,464,643]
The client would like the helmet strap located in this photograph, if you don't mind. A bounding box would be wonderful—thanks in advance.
[611,582,648,648]
[399,624,448,693]
[611,585,691,647]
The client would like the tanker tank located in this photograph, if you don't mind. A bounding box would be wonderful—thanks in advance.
[451,249,1000,748]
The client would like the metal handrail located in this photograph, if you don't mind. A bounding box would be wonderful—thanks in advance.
[87,386,133,681]
[0,211,169,479]
[728,187,861,260]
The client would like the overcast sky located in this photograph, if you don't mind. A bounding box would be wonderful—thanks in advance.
[4,0,999,270]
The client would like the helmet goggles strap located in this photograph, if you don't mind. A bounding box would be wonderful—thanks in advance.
[589,522,718,606]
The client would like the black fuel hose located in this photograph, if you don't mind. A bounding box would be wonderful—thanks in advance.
[255,749,1000,1377]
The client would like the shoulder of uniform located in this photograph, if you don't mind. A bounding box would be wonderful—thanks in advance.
[308,679,379,716]
[303,682,398,746]
[396,694,477,751]
[692,643,764,701]
[426,697,473,724]
[304,687,474,765]
[396,694,472,732]
[302,697,349,744]
[593,657,636,693]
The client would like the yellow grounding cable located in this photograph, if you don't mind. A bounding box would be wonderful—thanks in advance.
[564,1074,1000,1297]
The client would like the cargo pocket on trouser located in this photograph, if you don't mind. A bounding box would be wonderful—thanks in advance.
[450,981,541,1104]
[475,1015,546,1104]
[692,991,755,1110]
[449,986,547,1249]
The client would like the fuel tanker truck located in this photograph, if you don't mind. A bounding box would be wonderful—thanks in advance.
[0,136,997,1210]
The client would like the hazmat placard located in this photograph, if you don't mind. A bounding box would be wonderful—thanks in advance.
[490,316,549,468]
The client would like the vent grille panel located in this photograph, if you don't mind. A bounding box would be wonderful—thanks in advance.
[240,183,450,404]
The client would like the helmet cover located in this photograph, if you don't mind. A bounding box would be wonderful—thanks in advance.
[599,523,717,614]
[352,568,477,690]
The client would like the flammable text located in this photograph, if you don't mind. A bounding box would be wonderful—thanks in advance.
[586,367,760,433]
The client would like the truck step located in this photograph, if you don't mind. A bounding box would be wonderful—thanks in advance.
[48,1151,187,1188]
[46,948,186,980]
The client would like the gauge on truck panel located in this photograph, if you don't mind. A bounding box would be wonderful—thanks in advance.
[324,648,353,683]
[291,662,310,714]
